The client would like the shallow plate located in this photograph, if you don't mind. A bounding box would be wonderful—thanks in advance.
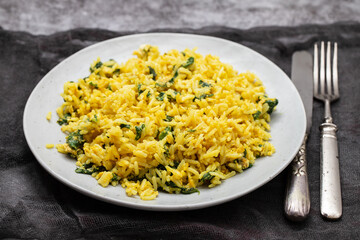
[23,33,306,211]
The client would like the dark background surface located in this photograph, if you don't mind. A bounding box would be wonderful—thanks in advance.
[0,23,360,239]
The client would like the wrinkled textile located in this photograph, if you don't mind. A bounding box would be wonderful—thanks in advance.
[0,22,359,239]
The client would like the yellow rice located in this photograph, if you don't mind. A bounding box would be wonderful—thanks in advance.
[55,45,277,200]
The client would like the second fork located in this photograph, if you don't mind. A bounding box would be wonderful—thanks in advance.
[314,42,342,220]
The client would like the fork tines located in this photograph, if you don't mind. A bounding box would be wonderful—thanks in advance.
[313,42,339,101]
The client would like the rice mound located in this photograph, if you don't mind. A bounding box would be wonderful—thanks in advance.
[56,45,278,200]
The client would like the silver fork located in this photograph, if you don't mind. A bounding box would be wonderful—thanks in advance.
[313,41,342,219]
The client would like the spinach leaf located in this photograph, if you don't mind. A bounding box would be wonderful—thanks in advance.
[75,168,93,174]
[137,84,144,95]
[135,124,145,140]
[201,172,214,182]
[120,123,131,129]
[113,69,120,75]
[159,126,172,140]
[165,181,199,194]
[264,99,278,114]
[199,80,211,87]
[252,110,261,120]
[90,114,98,123]
[95,61,103,69]
[156,92,165,101]
[180,188,200,194]
[193,94,214,102]
[172,161,180,169]
[166,90,180,102]
[164,115,174,122]
[57,113,71,126]
[75,164,106,175]
[182,57,194,68]
[187,129,196,132]
[67,130,85,150]
[89,82,98,89]
[148,66,157,80]
[111,173,121,182]
[157,164,166,170]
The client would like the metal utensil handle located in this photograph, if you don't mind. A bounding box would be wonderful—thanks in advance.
[285,135,310,221]
[320,122,342,219]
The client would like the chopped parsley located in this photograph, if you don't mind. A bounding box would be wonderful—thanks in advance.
[137,84,144,95]
[135,124,145,140]
[57,113,71,126]
[164,115,174,122]
[199,80,211,87]
[264,99,278,114]
[67,130,85,150]
[148,66,157,80]
[193,94,214,101]
[89,82,98,89]
[182,57,194,68]
[156,92,165,101]
[253,110,262,120]
[159,126,172,140]
[165,181,199,194]
[120,123,131,129]
[201,172,214,182]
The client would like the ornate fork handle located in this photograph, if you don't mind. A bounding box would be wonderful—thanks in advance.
[320,119,342,219]
[284,135,310,221]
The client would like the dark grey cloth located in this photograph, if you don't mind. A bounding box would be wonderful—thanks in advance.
[1,22,359,239]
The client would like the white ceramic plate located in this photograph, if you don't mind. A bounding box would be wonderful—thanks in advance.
[23,33,306,211]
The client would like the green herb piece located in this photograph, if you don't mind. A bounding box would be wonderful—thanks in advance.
[95,61,103,69]
[146,91,151,98]
[165,181,178,188]
[127,174,147,182]
[165,181,199,194]
[90,114,98,123]
[201,172,214,182]
[156,92,165,101]
[164,115,174,122]
[172,161,180,169]
[113,69,120,75]
[89,82,98,89]
[187,129,196,132]
[107,84,112,91]
[180,188,200,194]
[181,52,186,56]
[182,57,194,68]
[243,149,247,158]
[159,126,172,140]
[264,99,278,114]
[199,80,211,87]
[75,168,93,174]
[67,130,85,150]
[83,163,93,169]
[57,113,71,126]
[148,66,157,80]
[252,110,261,120]
[137,84,144,95]
[193,94,214,102]
[248,163,253,168]
[135,124,145,140]
[163,144,170,157]
[157,164,166,170]
[75,164,106,175]
[111,173,121,182]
